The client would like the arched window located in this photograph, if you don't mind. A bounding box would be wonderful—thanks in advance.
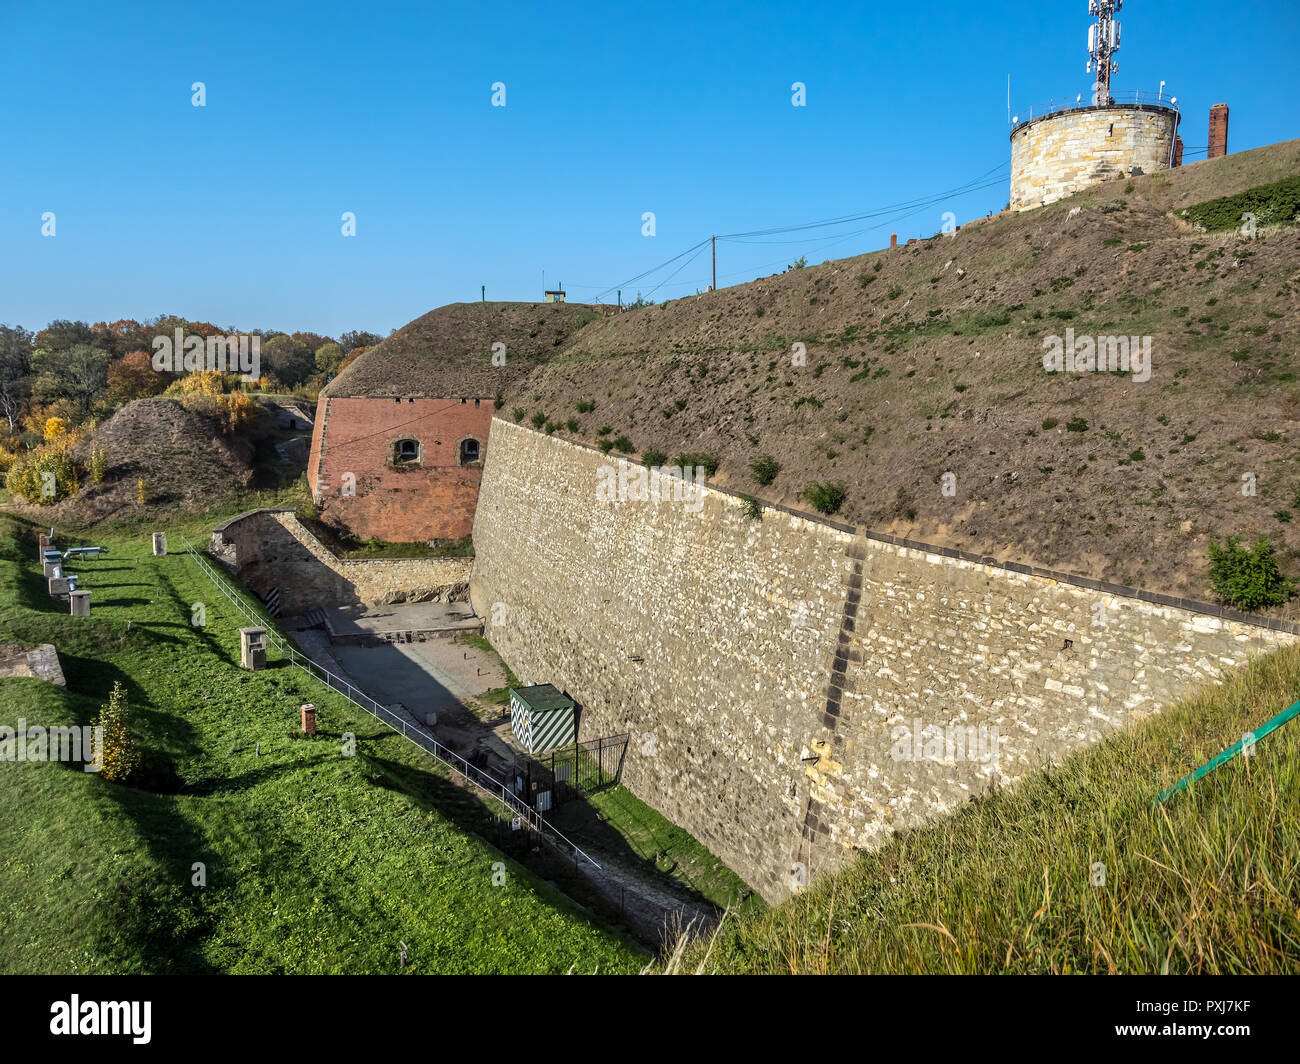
[459,438,481,465]
[393,438,421,465]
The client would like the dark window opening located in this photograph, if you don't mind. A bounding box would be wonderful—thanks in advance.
[393,438,421,464]
[459,438,481,464]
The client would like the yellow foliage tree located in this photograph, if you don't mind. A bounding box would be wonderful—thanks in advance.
[43,416,67,441]
[97,681,139,783]
[90,443,108,483]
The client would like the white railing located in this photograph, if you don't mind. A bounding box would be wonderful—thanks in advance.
[179,536,600,868]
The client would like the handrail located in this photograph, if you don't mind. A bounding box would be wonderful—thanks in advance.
[178,536,600,867]
[1012,89,1179,132]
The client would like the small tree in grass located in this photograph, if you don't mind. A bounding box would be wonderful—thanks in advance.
[97,681,139,783]
[1208,535,1295,612]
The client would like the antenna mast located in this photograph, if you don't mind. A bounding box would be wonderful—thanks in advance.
[1087,0,1122,107]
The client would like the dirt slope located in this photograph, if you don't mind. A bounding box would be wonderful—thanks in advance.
[506,139,1300,613]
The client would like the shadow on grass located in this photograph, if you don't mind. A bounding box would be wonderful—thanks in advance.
[359,749,717,946]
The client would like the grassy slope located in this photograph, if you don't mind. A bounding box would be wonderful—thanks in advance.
[0,511,644,973]
[677,644,1300,974]
[509,140,1300,613]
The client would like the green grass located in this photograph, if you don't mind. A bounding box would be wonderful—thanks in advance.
[552,786,763,918]
[0,511,644,973]
[1181,174,1300,233]
[673,644,1300,974]
[456,632,520,712]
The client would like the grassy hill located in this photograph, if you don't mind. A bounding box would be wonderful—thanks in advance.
[667,642,1300,974]
[507,139,1300,614]
[0,511,645,973]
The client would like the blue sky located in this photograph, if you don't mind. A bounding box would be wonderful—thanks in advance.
[2,0,1297,336]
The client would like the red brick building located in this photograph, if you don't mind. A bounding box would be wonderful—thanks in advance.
[307,301,605,543]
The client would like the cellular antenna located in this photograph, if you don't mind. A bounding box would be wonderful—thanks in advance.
[1086,0,1122,107]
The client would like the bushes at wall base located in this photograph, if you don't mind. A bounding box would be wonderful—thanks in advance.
[1208,534,1295,612]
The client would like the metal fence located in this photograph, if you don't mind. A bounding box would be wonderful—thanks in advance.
[178,536,599,867]
[1012,89,1180,130]
[528,734,628,808]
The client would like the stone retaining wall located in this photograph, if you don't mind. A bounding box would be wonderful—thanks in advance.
[211,509,472,616]
[470,419,1298,902]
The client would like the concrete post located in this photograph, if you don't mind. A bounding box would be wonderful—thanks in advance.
[152,532,167,556]
[301,703,316,734]
[239,627,267,670]
[69,590,91,616]
[48,577,71,601]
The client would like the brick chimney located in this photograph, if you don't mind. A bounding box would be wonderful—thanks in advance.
[1208,103,1229,159]
[890,233,898,249]
[1173,135,1184,168]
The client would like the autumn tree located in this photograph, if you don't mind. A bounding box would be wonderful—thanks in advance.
[262,334,313,388]
[314,342,344,376]
[340,330,382,354]
[0,324,33,433]
[31,343,110,417]
[96,681,139,783]
[108,350,170,402]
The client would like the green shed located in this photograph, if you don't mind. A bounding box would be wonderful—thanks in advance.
[509,684,576,754]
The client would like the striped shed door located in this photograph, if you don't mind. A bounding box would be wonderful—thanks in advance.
[529,706,575,753]
[510,692,575,754]
[510,693,533,751]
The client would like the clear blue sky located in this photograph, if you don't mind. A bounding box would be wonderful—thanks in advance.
[2,0,1297,336]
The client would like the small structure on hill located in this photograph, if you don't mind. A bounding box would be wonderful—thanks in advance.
[1010,1,1190,211]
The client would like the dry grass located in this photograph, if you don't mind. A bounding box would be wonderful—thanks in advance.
[662,643,1300,974]
[509,139,1300,614]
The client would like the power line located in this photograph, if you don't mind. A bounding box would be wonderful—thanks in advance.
[593,161,1010,302]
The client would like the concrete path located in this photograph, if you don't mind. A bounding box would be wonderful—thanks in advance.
[330,639,504,722]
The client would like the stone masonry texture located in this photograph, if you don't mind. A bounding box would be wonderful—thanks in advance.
[471,419,1298,903]
[211,509,471,615]
[1010,106,1178,211]
[307,396,495,542]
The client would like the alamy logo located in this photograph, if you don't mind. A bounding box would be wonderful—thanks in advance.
[151,329,261,381]
[50,995,151,1044]
[890,719,1001,767]
[1042,328,1152,383]
[595,460,707,513]
[0,720,102,771]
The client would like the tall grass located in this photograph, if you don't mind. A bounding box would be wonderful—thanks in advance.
[671,645,1300,973]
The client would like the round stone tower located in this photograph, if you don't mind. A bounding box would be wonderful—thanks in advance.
[1009,102,1179,212]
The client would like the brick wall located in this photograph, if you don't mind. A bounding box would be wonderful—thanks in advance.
[1208,103,1230,159]
[1010,105,1178,211]
[471,420,1299,902]
[307,396,495,542]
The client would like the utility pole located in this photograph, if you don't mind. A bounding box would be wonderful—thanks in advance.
[481,284,485,302]
[711,235,716,292]
[1087,0,1122,107]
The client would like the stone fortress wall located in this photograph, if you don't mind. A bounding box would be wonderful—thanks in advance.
[211,509,471,616]
[470,419,1298,902]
